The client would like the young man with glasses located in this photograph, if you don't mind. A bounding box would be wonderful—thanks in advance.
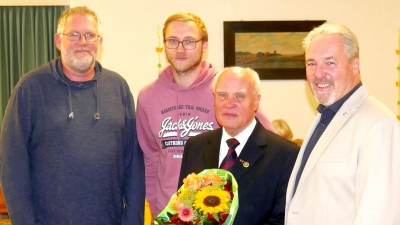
[0,6,144,224]
[136,12,275,218]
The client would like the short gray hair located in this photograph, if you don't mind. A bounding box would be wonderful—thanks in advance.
[302,23,359,62]
[212,67,261,95]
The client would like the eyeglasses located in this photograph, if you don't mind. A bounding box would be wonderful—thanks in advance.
[164,39,202,50]
[61,32,100,42]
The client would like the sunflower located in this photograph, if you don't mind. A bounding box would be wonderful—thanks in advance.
[193,187,230,214]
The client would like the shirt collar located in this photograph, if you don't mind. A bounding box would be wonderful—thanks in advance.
[218,118,256,166]
[222,118,256,143]
[221,118,256,156]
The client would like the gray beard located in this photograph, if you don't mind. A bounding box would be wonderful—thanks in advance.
[61,46,97,74]
[68,57,95,73]
[313,90,335,106]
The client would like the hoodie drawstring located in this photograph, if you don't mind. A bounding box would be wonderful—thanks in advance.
[67,81,100,120]
[51,58,100,121]
[93,81,100,120]
[66,84,74,120]
[68,84,74,119]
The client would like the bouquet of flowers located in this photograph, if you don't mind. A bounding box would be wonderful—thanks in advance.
[154,169,238,225]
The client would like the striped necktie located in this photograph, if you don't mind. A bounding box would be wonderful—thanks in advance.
[220,138,240,171]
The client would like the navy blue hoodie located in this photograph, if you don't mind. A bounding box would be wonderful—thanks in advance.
[0,58,144,225]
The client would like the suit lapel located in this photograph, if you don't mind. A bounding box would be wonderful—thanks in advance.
[230,122,266,181]
[297,108,350,188]
[287,115,320,198]
[204,129,222,168]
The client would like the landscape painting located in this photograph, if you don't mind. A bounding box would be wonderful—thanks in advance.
[223,20,326,79]
[235,32,308,69]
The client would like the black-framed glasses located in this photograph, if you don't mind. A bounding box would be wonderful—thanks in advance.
[164,39,202,50]
[61,32,100,42]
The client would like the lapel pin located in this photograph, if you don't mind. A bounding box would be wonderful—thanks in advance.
[239,159,249,167]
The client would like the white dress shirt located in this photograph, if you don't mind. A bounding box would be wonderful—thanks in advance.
[218,118,257,167]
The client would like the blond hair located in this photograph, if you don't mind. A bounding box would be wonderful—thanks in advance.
[163,12,208,41]
[272,119,293,140]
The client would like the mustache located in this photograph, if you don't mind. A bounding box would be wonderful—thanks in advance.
[73,48,91,51]
[313,78,332,83]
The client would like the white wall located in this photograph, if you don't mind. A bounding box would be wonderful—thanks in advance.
[4,0,400,138]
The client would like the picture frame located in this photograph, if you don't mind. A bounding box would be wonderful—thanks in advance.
[223,20,326,80]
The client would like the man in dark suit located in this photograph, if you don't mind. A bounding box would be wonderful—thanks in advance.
[178,66,299,225]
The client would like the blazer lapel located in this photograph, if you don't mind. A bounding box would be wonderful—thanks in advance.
[230,122,266,181]
[287,115,319,197]
[297,109,350,187]
[204,129,222,168]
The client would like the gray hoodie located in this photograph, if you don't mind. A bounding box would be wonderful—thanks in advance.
[0,57,144,225]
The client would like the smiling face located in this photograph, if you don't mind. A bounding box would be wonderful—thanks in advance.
[305,34,360,106]
[214,68,260,136]
[55,14,102,76]
[164,20,207,74]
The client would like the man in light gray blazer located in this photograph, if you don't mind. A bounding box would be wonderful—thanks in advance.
[285,23,400,225]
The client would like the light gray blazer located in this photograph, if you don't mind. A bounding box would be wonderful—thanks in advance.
[285,86,400,225]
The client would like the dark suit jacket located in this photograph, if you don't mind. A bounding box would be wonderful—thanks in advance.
[179,120,299,225]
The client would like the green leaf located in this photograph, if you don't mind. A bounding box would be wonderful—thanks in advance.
[153,218,165,225]
[213,212,220,221]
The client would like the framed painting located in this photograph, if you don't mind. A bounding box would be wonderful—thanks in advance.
[223,20,326,80]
